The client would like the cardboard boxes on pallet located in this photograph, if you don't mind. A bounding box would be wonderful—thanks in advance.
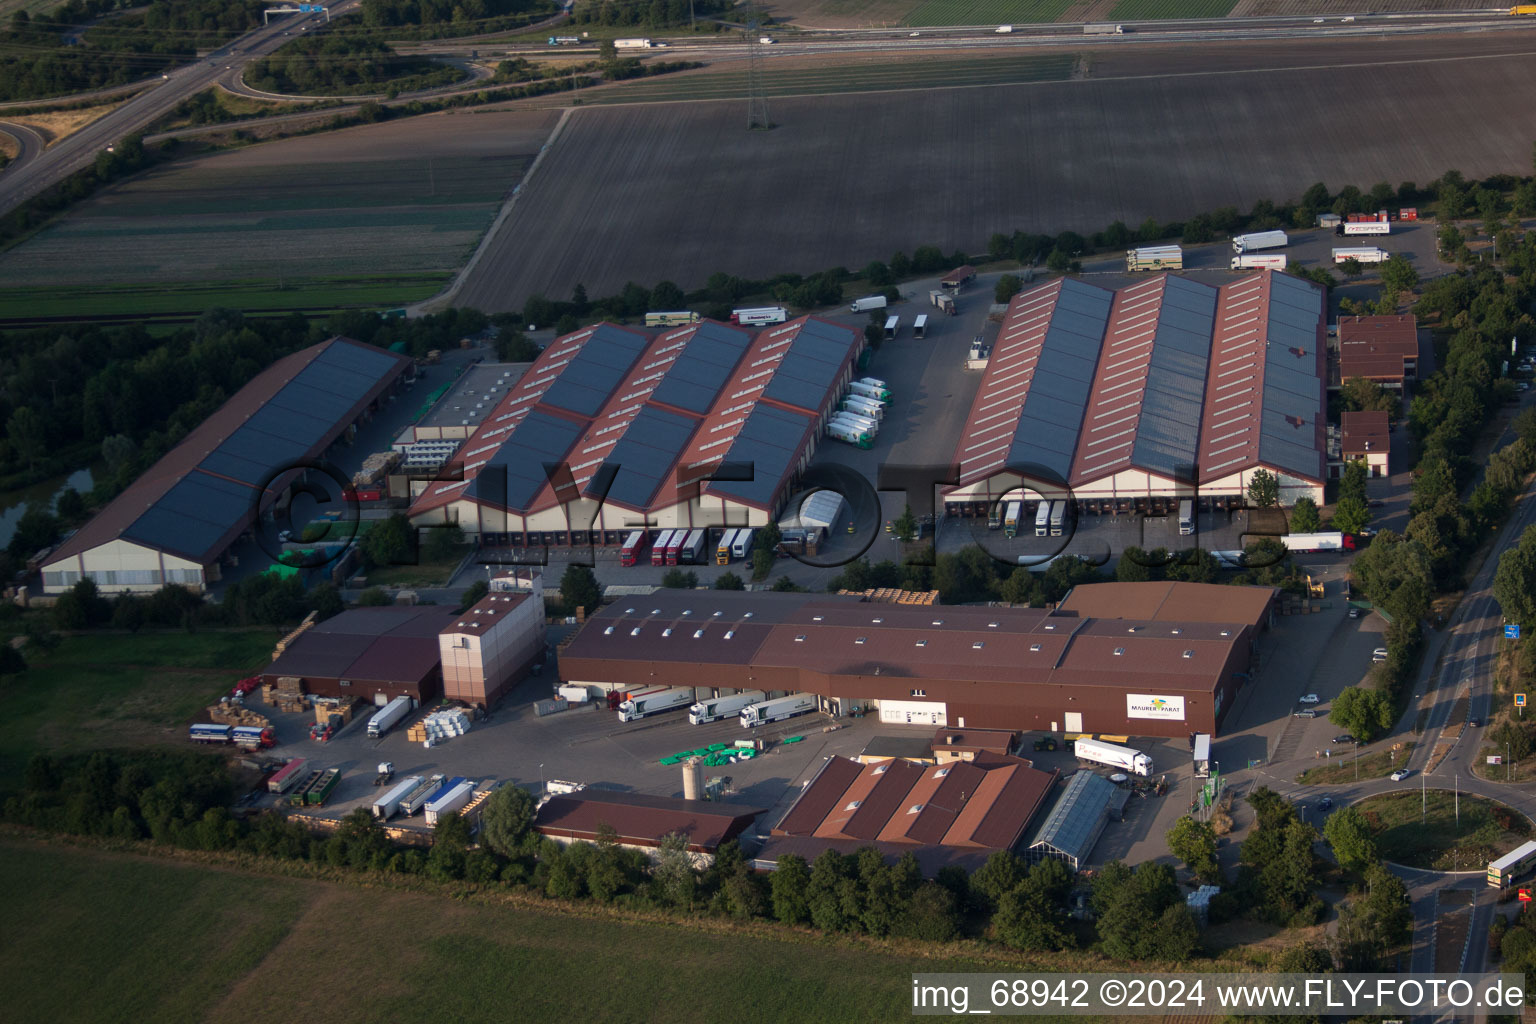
[208,704,271,729]
[313,696,361,726]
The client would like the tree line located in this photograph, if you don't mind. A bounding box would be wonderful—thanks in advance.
[359,0,554,30]
[246,35,466,96]
[0,0,263,101]
[572,0,733,28]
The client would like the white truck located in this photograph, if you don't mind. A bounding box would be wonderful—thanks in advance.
[1073,737,1154,776]
[399,773,446,816]
[741,693,818,728]
[1083,23,1124,34]
[373,775,424,820]
[1343,221,1390,236]
[1231,230,1288,253]
[731,528,755,559]
[828,422,870,447]
[1231,253,1288,270]
[1126,245,1183,271]
[424,780,475,825]
[832,411,879,435]
[689,690,767,724]
[367,695,413,738]
[617,685,696,723]
[1333,247,1388,264]
[1281,531,1348,553]
[851,295,888,313]
[842,396,884,420]
[613,38,652,48]
[846,381,889,404]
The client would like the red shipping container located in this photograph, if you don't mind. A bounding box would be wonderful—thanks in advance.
[1399,207,1418,221]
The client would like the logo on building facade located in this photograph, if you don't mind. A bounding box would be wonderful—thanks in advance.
[1126,694,1186,720]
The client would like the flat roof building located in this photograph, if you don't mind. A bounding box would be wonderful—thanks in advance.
[261,605,458,705]
[558,582,1273,738]
[534,790,764,865]
[41,338,411,594]
[932,727,1017,763]
[857,736,938,764]
[943,272,1327,518]
[439,583,546,709]
[1339,410,1391,478]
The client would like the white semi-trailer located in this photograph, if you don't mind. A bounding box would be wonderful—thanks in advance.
[1333,247,1388,264]
[689,690,767,724]
[617,686,696,723]
[373,775,424,820]
[1072,737,1154,776]
[1231,230,1288,253]
[367,695,412,738]
[1231,253,1288,270]
[740,693,818,728]
[425,781,475,825]
[1343,221,1390,236]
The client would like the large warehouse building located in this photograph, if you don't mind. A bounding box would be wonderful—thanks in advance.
[262,606,460,705]
[40,337,412,594]
[408,316,864,545]
[558,581,1274,738]
[943,271,1327,519]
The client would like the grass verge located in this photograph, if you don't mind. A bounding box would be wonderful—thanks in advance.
[1296,741,1414,785]
[357,551,463,588]
[0,630,276,787]
[1355,790,1531,871]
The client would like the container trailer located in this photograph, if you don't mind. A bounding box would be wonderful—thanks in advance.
[620,530,646,566]
[1231,253,1288,270]
[617,686,695,723]
[1072,737,1154,776]
[1333,247,1388,264]
[740,693,818,728]
[716,528,739,565]
[651,529,676,566]
[267,757,309,794]
[190,723,232,744]
[425,781,476,825]
[689,690,767,724]
[731,528,755,559]
[1126,245,1183,271]
[399,774,446,816]
[850,295,888,313]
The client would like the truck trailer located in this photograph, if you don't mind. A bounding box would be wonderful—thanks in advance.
[1192,734,1211,778]
[1280,531,1355,553]
[267,757,309,794]
[731,528,755,559]
[399,774,446,816]
[305,767,341,806]
[930,291,956,315]
[850,295,888,313]
[1003,500,1022,538]
[1231,253,1288,270]
[716,529,739,565]
[1342,221,1390,236]
[740,693,818,728]
[651,529,675,566]
[367,696,413,738]
[848,380,891,402]
[1072,737,1154,776]
[1231,230,1288,253]
[232,725,276,750]
[1126,245,1183,271]
[729,306,788,326]
[425,781,476,825]
[613,38,652,48]
[689,690,767,724]
[621,530,647,566]
[1083,22,1124,33]
[828,422,871,448]
[617,686,696,723]
[190,723,232,744]
[679,529,706,564]
[665,532,685,565]
[373,775,424,820]
[1333,247,1388,264]
[1035,501,1052,537]
[842,396,884,420]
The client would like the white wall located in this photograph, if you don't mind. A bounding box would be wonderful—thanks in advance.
[42,539,204,594]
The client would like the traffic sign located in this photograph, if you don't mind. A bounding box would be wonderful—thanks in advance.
[1520,888,1531,903]
[1508,624,1522,640]
[1518,693,1528,708]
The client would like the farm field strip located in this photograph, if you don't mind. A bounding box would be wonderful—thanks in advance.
[902,0,1077,26]
[0,273,450,320]
[585,53,1076,103]
[1107,0,1238,19]
[456,34,1536,311]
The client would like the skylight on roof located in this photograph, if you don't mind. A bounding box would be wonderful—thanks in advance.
[845,800,862,811]
[662,628,672,637]
[625,607,635,614]
[915,640,927,647]
[855,637,867,645]
[683,610,693,616]
[934,767,950,778]
[972,641,984,649]
[1030,644,1042,652]
[931,620,944,626]
[988,622,999,628]
[1171,628,1182,635]
[713,611,723,617]
[1044,624,1056,630]
[693,629,704,639]
[907,804,925,814]
[1183,650,1195,658]
[630,627,641,636]
[744,612,754,618]
[1220,630,1230,637]
[603,626,614,635]
[795,635,807,642]
[724,630,735,640]
[1114,647,1125,656]
[872,617,883,624]
[872,765,888,774]
[813,615,823,622]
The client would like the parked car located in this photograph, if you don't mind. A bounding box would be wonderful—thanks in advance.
[1294,709,1318,718]
[1319,796,1333,811]
[1348,607,1361,618]
[1372,648,1388,662]
[1390,769,1410,781]
[1333,734,1354,744]
[1298,693,1321,704]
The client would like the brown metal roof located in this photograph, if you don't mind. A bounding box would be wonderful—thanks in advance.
[47,337,409,567]
[535,791,764,853]
[1054,581,1274,627]
[443,592,532,636]
[1341,410,1391,457]
[932,727,1016,753]
[774,754,1055,853]
[1338,314,1418,351]
[266,606,457,685]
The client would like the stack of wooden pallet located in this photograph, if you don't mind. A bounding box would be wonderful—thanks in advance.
[312,696,361,725]
[263,675,309,713]
[405,721,429,743]
[836,587,939,605]
[271,611,319,661]
[207,704,271,729]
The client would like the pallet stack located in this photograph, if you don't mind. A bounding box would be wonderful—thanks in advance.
[836,587,939,606]
[263,675,310,714]
[410,708,473,746]
[208,704,271,729]
[271,611,319,661]
[312,696,361,726]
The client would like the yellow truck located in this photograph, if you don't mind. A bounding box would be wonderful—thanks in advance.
[1512,5,1536,14]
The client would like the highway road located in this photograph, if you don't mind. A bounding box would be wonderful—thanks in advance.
[0,121,45,174]
[0,1,359,218]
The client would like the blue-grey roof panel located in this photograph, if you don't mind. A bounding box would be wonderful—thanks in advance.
[123,473,254,559]
[537,327,647,415]
[707,405,813,507]
[1263,362,1321,401]
[764,371,833,411]
[314,338,400,378]
[471,410,585,510]
[1027,770,1115,864]
[591,406,698,508]
[1046,310,1110,345]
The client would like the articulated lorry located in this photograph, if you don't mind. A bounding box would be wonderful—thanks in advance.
[617,686,696,723]
[1231,253,1288,270]
[1231,230,1288,253]
[1280,531,1355,553]
[740,693,818,728]
[1126,245,1183,271]
[850,295,888,313]
[689,690,767,724]
[373,775,425,820]
[1342,221,1390,236]
[367,696,413,738]
[1333,247,1388,264]
[1072,737,1154,776]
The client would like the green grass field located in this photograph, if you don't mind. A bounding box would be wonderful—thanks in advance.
[0,840,1082,1024]
[585,53,1075,104]
[1355,791,1531,871]
[0,631,276,787]
[902,0,1075,27]
[1106,0,1239,19]
[0,274,450,322]
[1296,742,1413,785]
[358,549,465,588]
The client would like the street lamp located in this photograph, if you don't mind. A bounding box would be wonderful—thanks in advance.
[539,762,545,796]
